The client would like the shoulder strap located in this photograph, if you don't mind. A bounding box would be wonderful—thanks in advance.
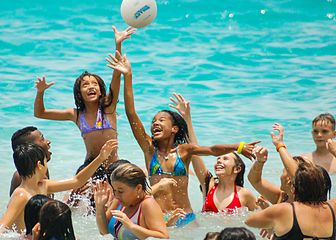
[325,202,336,238]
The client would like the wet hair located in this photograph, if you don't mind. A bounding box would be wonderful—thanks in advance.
[13,143,46,178]
[152,110,189,148]
[11,126,37,151]
[73,71,114,124]
[24,194,50,235]
[111,163,151,194]
[292,156,306,164]
[232,152,245,187]
[291,156,331,200]
[294,162,326,204]
[204,231,219,240]
[218,227,256,240]
[312,113,335,130]
[106,159,131,185]
[318,166,332,200]
[38,200,75,240]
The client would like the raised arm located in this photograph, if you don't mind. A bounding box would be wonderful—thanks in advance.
[106,26,136,112]
[271,123,298,178]
[94,181,111,235]
[248,146,282,204]
[169,93,210,194]
[46,140,118,193]
[107,51,152,153]
[34,77,76,121]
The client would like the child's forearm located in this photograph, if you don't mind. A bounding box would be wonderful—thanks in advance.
[209,143,239,156]
[124,72,136,116]
[95,204,109,235]
[248,160,264,184]
[34,91,46,118]
[74,155,105,188]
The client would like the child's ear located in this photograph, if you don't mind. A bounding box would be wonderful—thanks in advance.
[234,166,241,174]
[172,126,179,134]
[37,160,44,170]
[333,130,336,138]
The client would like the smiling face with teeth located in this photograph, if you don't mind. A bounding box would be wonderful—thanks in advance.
[214,152,245,187]
[151,111,178,141]
[79,75,102,103]
[214,153,237,175]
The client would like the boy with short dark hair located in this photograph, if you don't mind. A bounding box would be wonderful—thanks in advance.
[9,126,52,196]
[0,139,117,233]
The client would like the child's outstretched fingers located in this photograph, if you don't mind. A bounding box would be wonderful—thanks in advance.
[113,25,136,44]
[35,76,55,92]
[100,140,118,159]
[169,92,191,118]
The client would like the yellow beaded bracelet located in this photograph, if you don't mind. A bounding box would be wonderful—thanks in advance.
[237,142,245,154]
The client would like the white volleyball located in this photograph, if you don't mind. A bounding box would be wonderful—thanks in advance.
[120,0,157,28]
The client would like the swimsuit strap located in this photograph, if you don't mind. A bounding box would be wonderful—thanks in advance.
[149,148,187,176]
[79,109,116,137]
[325,202,336,239]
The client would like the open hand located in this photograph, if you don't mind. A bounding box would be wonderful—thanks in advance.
[169,93,191,119]
[94,181,110,207]
[106,50,131,75]
[35,76,55,93]
[99,139,118,160]
[113,26,136,44]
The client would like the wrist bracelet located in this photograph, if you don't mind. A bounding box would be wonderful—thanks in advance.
[276,143,286,152]
[237,142,245,154]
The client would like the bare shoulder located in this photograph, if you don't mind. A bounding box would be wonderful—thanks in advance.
[141,197,160,211]
[9,187,30,204]
[237,186,255,198]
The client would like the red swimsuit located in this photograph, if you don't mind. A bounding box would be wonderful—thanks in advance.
[202,183,241,212]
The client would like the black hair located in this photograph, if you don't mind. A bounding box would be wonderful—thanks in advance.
[38,200,75,240]
[24,194,50,235]
[233,152,245,187]
[218,227,256,240]
[318,166,332,200]
[73,71,114,125]
[11,126,37,151]
[13,143,46,178]
[152,110,189,148]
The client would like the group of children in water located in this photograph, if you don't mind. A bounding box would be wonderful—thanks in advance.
[0,26,336,240]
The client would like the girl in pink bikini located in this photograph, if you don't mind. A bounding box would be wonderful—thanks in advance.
[34,26,135,165]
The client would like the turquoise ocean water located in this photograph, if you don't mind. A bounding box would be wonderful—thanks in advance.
[1,0,336,239]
